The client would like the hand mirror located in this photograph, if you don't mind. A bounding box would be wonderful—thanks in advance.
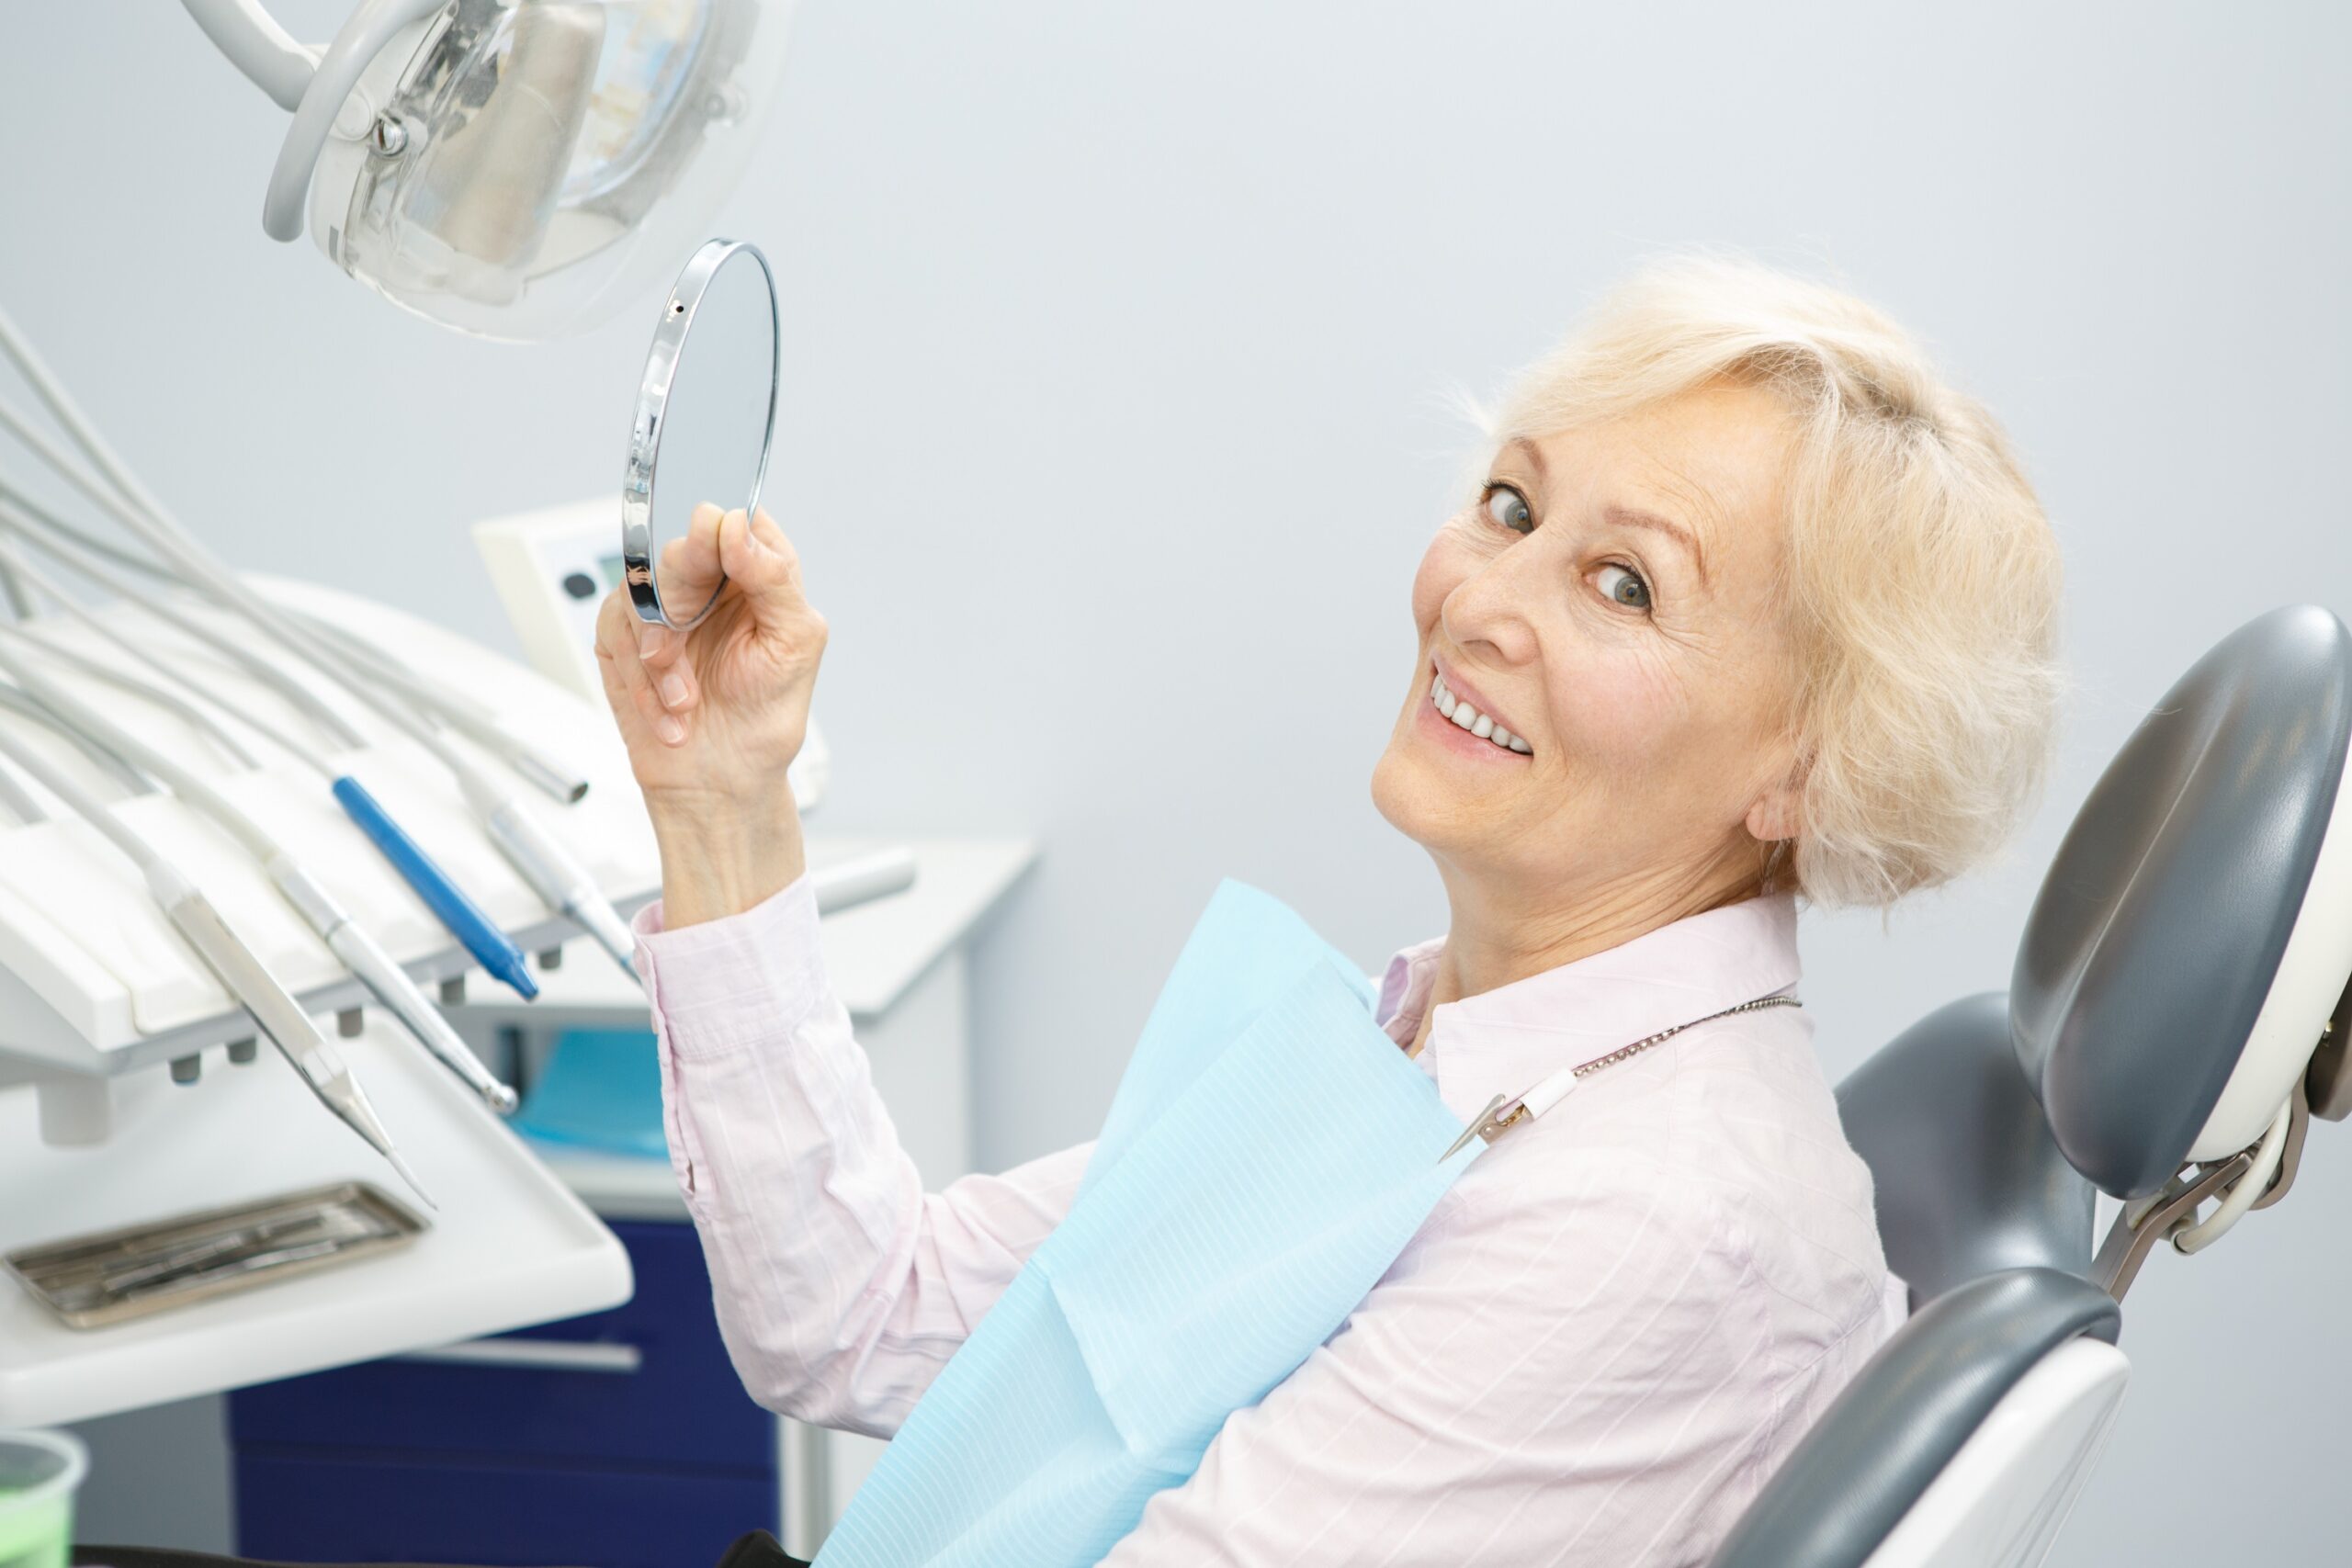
[622,237,780,628]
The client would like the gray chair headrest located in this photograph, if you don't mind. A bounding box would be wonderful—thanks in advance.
[2013,604,2352,1198]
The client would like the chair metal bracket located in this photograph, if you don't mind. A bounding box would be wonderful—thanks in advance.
[2092,1152,2251,1303]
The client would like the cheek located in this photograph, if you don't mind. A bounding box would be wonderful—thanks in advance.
[1538,647,1693,784]
[1410,520,1478,634]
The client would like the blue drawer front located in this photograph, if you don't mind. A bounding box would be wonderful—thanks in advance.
[231,1219,771,1472]
[235,1449,774,1568]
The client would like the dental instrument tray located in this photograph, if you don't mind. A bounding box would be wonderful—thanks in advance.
[3,1181,424,1330]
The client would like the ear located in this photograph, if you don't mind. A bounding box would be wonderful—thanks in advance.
[1744,755,1807,844]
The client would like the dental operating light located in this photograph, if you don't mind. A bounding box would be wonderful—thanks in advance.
[179,0,795,341]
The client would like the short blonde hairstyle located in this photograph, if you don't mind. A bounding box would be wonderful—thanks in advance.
[1475,256,2066,911]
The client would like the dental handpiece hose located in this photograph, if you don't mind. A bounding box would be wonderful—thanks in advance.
[0,633,520,1114]
[0,709,430,1206]
[0,345,628,972]
[0,484,365,752]
[0,490,543,998]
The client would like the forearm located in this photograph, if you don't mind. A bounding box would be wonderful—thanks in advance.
[636,874,1090,1434]
[649,786,807,929]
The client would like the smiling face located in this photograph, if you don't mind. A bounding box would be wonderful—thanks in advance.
[1371,380,1806,931]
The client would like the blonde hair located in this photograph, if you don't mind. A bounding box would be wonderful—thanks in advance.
[1475,256,2066,910]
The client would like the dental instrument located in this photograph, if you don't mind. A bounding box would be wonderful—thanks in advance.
[282,604,591,806]
[0,702,431,1208]
[0,624,522,1116]
[0,420,603,994]
[0,373,632,985]
[0,487,541,1000]
[5,1181,424,1330]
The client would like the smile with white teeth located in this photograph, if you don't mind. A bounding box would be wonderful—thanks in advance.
[1430,671,1532,754]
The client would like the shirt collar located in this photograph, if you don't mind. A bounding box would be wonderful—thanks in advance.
[1375,889,1803,1125]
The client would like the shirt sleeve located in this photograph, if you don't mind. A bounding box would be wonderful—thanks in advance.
[1094,1162,1788,1568]
[634,873,1091,1439]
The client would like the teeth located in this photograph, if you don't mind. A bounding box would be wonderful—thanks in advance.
[1429,671,1528,757]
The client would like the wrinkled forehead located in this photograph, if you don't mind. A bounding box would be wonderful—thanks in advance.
[1499,383,1799,583]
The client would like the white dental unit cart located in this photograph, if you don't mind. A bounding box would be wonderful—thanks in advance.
[0,578,658,1427]
[0,538,1031,1563]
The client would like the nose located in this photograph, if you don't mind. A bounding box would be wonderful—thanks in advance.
[1440,536,1544,671]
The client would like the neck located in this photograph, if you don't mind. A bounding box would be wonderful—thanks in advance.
[1405,852,1770,1059]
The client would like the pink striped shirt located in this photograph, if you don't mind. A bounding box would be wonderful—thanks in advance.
[634,879,1907,1566]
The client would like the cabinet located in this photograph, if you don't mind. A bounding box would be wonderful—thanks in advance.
[230,1220,772,1568]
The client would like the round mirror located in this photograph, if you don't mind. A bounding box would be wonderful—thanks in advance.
[622,238,780,627]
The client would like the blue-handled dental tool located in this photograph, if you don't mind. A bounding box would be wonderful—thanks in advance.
[333,775,538,1000]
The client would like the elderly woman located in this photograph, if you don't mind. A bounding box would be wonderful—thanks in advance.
[593,257,2062,1566]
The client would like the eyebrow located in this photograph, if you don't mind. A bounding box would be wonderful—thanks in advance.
[1501,436,1711,590]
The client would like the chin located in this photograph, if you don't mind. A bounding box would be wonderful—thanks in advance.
[1370,737,1466,854]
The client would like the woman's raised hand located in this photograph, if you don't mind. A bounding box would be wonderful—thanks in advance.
[594,504,825,924]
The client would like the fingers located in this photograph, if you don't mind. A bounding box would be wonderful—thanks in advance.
[595,587,690,747]
[657,503,728,637]
[719,507,821,639]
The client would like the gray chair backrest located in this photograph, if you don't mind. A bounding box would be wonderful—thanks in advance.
[1836,992,2094,1308]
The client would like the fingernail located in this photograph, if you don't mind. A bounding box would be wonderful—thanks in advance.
[659,672,690,708]
[638,625,665,660]
[655,713,686,746]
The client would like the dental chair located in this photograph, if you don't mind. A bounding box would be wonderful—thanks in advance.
[1712,603,2352,1568]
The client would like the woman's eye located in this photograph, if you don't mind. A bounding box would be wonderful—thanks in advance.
[1483,484,1533,534]
[1596,563,1652,611]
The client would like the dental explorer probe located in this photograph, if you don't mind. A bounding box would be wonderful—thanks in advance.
[0,704,432,1207]
[0,412,634,983]
[0,493,541,1000]
[0,624,522,1115]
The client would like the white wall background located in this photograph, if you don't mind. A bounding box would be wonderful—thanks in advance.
[6,3,2349,1562]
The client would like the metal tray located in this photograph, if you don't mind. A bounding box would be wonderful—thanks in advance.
[4,1180,426,1330]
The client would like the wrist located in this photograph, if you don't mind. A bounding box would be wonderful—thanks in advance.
[648,790,806,929]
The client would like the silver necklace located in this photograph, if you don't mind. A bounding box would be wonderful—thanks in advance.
[1440,992,1802,1161]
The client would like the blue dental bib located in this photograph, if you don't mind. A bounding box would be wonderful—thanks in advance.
[815,881,1485,1567]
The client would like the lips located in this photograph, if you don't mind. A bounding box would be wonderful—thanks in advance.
[1430,661,1531,755]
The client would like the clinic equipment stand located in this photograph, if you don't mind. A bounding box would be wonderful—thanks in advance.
[209,838,1033,1566]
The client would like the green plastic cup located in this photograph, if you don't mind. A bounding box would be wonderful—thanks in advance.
[0,1430,86,1568]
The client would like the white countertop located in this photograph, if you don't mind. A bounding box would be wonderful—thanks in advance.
[458,834,1038,1023]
